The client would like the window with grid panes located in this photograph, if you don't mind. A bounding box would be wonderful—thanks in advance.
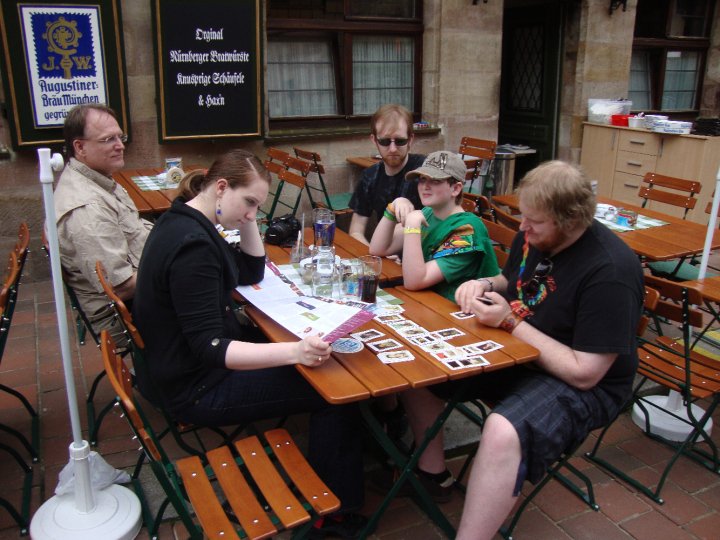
[266,0,422,127]
[628,0,713,113]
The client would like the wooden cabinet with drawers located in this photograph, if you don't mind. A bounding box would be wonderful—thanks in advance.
[580,122,720,224]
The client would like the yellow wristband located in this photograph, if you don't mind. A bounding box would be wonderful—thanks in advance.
[404,227,422,235]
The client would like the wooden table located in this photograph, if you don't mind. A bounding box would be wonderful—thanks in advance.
[492,193,720,262]
[346,156,380,169]
[265,227,405,285]
[245,283,538,536]
[113,166,182,216]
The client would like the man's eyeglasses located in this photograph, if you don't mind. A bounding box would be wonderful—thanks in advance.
[376,137,409,147]
[79,134,128,145]
[523,258,553,299]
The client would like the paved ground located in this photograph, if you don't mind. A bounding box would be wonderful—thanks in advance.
[2,276,720,539]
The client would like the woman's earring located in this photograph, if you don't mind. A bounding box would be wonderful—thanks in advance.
[216,201,222,216]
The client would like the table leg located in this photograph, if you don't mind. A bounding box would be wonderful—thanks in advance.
[359,388,469,538]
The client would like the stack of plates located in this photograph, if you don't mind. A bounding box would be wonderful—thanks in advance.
[651,120,693,134]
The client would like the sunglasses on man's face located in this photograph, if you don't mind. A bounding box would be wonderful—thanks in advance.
[376,138,409,147]
[523,258,553,298]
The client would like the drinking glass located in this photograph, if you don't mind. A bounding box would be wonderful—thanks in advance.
[339,259,362,299]
[312,248,337,298]
[358,255,382,303]
[313,208,336,248]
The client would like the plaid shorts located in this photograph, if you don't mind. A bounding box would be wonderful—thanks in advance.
[431,366,622,485]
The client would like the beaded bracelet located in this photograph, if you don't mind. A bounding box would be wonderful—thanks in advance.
[499,312,522,333]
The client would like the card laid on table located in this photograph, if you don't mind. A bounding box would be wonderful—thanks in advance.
[376,314,406,324]
[377,349,415,364]
[430,327,465,341]
[450,310,475,320]
[351,329,385,342]
[395,326,429,339]
[367,338,403,352]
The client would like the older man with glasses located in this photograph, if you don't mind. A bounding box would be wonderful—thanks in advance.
[53,103,152,346]
[348,104,425,245]
[397,161,644,535]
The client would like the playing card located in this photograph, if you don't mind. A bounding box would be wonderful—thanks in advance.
[474,340,503,353]
[366,338,403,352]
[376,314,406,324]
[387,320,418,332]
[351,329,385,342]
[430,328,465,341]
[443,355,489,370]
[377,349,415,364]
[450,310,475,320]
[408,334,438,346]
[395,326,429,338]
[422,340,454,353]
[430,347,463,361]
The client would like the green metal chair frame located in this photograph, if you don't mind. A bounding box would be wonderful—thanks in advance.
[0,229,38,536]
[100,330,341,539]
[293,147,353,215]
[586,278,720,504]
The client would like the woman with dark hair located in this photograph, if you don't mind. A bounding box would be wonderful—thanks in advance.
[133,149,366,538]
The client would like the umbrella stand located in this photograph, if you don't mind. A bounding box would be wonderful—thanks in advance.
[30,149,141,539]
[630,167,720,442]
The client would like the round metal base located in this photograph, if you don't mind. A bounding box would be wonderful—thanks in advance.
[30,484,141,540]
[631,395,713,443]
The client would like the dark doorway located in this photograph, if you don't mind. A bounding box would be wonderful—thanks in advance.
[498,0,564,182]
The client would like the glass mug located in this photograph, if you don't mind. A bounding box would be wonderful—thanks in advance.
[358,255,382,303]
[313,208,336,248]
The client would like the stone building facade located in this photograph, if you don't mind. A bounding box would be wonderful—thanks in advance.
[1,0,719,280]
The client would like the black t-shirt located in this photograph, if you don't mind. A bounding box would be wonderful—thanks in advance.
[349,153,425,220]
[501,221,644,404]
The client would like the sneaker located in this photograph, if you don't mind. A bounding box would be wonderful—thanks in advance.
[368,467,454,504]
[308,512,370,539]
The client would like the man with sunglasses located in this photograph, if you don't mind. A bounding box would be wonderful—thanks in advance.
[348,104,425,245]
[398,161,644,534]
[54,104,152,346]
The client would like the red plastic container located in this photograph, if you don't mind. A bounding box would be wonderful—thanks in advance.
[611,114,630,127]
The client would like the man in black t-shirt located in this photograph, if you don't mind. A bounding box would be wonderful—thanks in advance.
[348,104,425,244]
[399,161,644,538]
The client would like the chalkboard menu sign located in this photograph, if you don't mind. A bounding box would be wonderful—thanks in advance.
[154,0,262,141]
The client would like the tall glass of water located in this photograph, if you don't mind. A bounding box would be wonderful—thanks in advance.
[358,255,382,304]
[313,208,336,248]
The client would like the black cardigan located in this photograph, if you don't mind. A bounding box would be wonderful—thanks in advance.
[132,198,265,414]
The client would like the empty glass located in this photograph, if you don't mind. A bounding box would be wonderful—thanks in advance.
[313,208,336,248]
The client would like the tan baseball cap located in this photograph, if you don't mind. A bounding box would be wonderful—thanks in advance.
[405,151,466,183]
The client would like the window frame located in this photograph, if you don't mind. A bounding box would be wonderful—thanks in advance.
[266,7,423,131]
[629,0,713,115]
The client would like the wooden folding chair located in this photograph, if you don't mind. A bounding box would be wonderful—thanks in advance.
[586,277,720,504]
[261,149,307,222]
[0,248,38,535]
[458,137,496,195]
[490,202,522,231]
[101,330,341,539]
[481,216,518,268]
[293,147,353,215]
[95,260,250,461]
[641,172,705,280]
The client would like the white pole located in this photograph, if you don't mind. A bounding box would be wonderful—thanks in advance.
[31,149,141,539]
[698,167,720,279]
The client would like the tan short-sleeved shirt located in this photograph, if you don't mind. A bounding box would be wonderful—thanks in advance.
[54,158,152,322]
